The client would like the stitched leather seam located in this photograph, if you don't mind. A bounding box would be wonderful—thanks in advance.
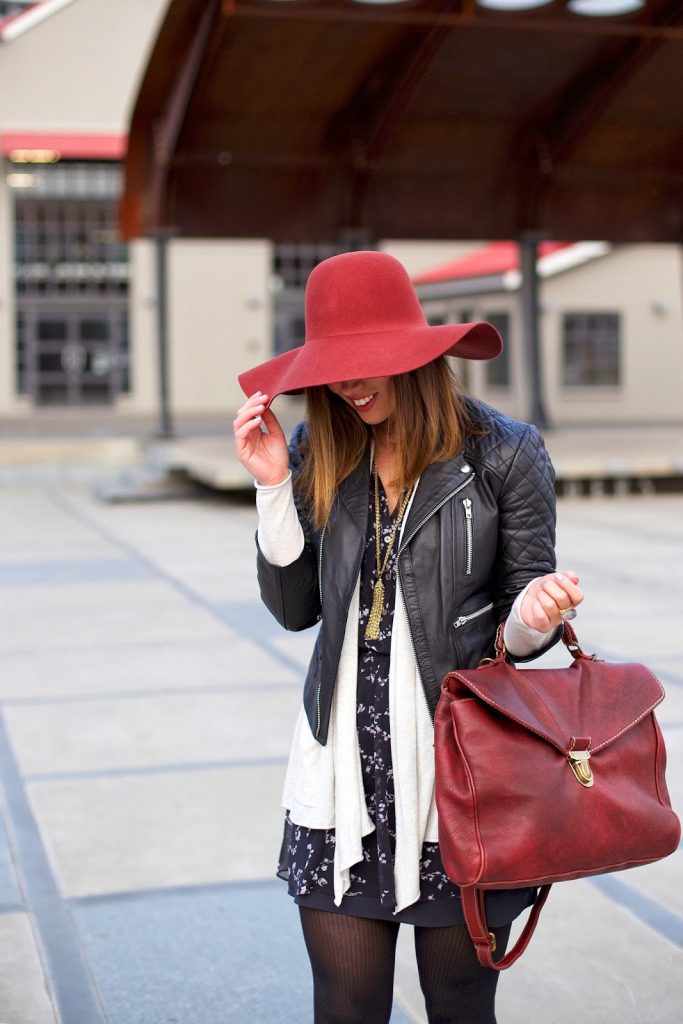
[449,671,665,754]
[448,672,566,752]
[451,707,485,886]
[591,704,661,752]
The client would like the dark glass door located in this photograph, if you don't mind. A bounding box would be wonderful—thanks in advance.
[24,305,128,406]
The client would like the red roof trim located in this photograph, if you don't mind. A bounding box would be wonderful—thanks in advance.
[2,132,127,159]
[413,241,571,285]
[0,2,43,36]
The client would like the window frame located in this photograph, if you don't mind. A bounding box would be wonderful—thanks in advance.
[561,311,621,389]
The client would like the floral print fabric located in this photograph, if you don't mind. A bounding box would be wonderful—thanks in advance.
[278,475,461,915]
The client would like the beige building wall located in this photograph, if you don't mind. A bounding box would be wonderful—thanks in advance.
[543,245,683,424]
[420,245,683,425]
[168,240,273,416]
[0,0,171,421]
[469,297,527,421]
[0,0,169,131]
[418,288,527,420]
[0,169,16,412]
[119,239,158,415]
[2,2,680,425]
[380,240,483,278]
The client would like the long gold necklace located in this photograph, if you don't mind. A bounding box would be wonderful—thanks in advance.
[364,461,413,641]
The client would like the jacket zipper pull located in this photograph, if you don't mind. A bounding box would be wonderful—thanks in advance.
[462,498,473,576]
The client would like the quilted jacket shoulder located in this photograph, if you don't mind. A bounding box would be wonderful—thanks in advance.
[463,398,542,474]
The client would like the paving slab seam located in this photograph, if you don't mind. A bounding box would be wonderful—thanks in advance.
[0,900,25,914]
[1,681,301,706]
[48,488,308,677]
[0,710,109,1024]
[24,756,289,783]
[1,634,280,658]
[0,558,156,586]
[68,876,283,906]
[587,873,683,949]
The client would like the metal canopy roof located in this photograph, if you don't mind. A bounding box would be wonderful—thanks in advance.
[121,0,683,243]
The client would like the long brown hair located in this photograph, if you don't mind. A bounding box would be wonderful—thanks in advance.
[295,357,482,528]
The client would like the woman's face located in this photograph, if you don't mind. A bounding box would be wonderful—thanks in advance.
[327,376,396,426]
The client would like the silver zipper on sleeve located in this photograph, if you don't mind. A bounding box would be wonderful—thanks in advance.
[453,602,494,629]
[462,497,473,576]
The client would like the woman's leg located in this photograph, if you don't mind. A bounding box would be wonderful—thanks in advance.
[298,906,400,1024]
[413,922,511,1024]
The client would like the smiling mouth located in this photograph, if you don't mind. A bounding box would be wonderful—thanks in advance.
[351,394,376,408]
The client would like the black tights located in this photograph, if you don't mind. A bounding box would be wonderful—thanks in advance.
[299,907,511,1024]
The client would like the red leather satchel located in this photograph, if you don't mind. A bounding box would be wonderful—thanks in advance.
[434,621,681,971]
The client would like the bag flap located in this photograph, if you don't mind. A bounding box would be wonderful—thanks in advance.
[444,658,664,754]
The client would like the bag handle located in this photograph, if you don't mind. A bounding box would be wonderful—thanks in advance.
[461,885,553,971]
[488,619,595,665]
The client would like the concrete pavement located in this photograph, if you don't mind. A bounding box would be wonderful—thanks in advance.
[0,478,681,1023]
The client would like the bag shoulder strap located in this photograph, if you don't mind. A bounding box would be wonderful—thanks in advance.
[461,885,553,971]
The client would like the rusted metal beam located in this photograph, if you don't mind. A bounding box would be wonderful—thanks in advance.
[323,8,457,227]
[512,0,683,231]
[148,0,220,228]
[223,2,683,42]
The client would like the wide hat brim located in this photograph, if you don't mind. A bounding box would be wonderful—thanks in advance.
[238,321,502,402]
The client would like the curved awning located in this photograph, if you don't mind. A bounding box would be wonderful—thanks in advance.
[121,0,683,243]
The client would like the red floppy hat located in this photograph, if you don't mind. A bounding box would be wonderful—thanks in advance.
[238,251,503,401]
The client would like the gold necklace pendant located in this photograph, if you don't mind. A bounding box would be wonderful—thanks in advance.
[365,578,385,640]
[363,460,413,641]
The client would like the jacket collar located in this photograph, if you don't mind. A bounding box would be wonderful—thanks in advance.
[401,455,475,547]
[335,444,475,546]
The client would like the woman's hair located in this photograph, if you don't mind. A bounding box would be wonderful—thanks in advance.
[295,356,482,528]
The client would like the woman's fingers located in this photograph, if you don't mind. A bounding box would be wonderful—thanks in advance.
[520,571,585,631]
[261,406,285,438]
[549,572,584,609]
[233,391,267,432]
[232,392,290,484]
[234,412,263,440]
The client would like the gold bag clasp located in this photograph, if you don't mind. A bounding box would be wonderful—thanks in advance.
[568,749,594,787]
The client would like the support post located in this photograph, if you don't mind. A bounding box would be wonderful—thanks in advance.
[518,234,549,429]
[154,231,174,438]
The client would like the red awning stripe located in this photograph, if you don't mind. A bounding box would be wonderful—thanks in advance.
[413,241,572,285]
[2,132,127,160]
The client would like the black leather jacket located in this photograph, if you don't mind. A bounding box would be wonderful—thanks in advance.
[256,399,557,746]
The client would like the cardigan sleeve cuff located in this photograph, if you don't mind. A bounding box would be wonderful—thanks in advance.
[503,579,559,657]
[255,471,305,566]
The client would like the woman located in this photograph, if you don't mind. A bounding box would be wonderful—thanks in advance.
[234,251,583,1024]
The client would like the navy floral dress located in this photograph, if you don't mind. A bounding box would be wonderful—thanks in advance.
[277,474,536,927]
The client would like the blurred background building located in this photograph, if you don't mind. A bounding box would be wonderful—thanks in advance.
[0,0,681,430]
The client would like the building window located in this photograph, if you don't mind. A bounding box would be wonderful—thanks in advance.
[272,240,375,355]
[483,312,510,388]
[563,313,620,386]
[10,160,130,405]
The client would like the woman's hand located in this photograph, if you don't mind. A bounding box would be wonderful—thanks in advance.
[233,391,290,486]
[520,571,584,633]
